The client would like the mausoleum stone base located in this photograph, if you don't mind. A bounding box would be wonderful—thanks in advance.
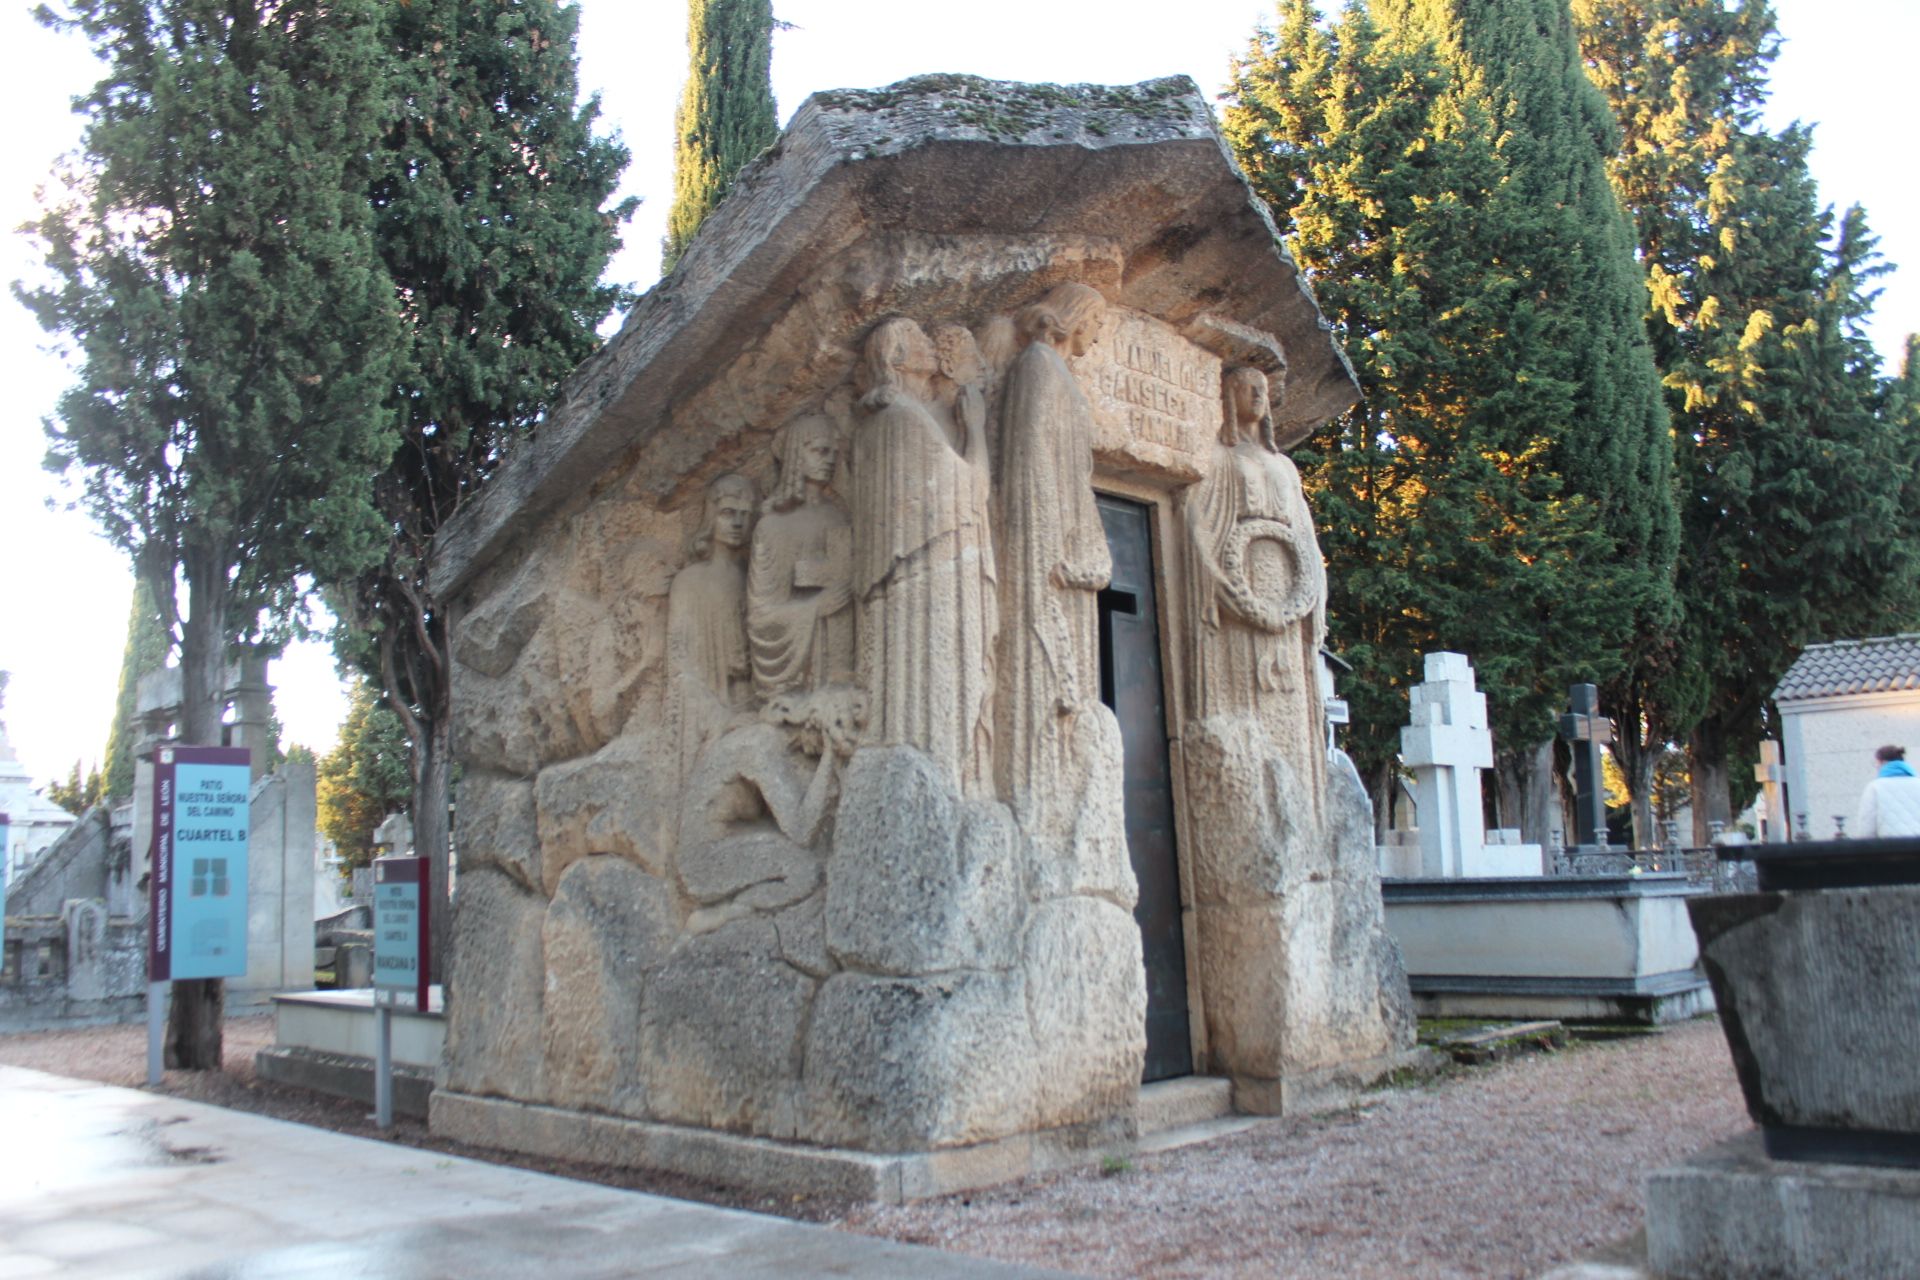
[429,1088,1132,1204]
[1228,1047,1430,1116]
[1646,1132,1920,1279]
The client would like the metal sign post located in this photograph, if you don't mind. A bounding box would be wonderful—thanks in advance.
[371,855,429,1128]
[146,745,252,1085]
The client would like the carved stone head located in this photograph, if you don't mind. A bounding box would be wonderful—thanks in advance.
[687,472,758,560]
[1017,282,1106,357]
[930,322,983,390]
[1221,365,1274,449]
[768,413,839,510]
[858,316,938,412]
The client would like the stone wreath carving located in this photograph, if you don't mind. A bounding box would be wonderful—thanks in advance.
[1217,515,1324,636]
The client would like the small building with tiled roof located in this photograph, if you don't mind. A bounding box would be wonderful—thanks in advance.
[1773,634,1920,839]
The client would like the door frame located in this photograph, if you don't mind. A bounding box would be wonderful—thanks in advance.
[1092,473,1211,1077]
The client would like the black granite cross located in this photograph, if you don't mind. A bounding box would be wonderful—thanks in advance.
[1558,683,1613,849]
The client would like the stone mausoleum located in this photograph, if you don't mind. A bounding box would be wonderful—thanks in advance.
[427,75,1414,1198]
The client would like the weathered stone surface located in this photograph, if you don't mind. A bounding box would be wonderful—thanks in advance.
[1022,897,1145,1127]
[681,829,820,913]
[827,747,1022,975]
[454,596,663,780]
[540,855,678,1117]
[639,918,815,1136]
[453,636,596,776]
[439,865,547,1099]
[535,731,676,894]
[804,970,1036,1151]
[1691,884,1920,1135]
[678,720,842,857]
[1192,899,1293,1082]
[456,771,540,894]
[769,891,832,978]
[1181,714,1320,905]
[1647,1132,1920,1280]
[454,551,552,679]
[1045,706,1136,907]
[1191,755,1413,1092]
[1327,751,1417,1053]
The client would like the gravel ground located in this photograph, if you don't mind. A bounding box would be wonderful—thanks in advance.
[842,1020,1750,1279]
[0,1014,1749,1278]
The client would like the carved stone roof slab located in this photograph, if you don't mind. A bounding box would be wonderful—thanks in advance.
[431,74,1360,600]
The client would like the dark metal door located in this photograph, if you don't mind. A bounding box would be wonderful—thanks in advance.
[1096,496,1192,1082]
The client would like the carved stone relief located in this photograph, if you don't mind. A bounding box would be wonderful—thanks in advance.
[1182,363,1330,817]
[748,413,855,700]
[667,473,757,782]
[996,282,1116,837]
[445,288,1400,1159]
[850,316,999,798]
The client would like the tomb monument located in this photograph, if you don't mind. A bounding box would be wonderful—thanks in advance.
[426,75,1415,1199]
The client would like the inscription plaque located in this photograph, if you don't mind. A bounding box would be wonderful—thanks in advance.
[1079,309,1221,482]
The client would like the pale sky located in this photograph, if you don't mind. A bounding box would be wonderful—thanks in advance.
[1,0,1914,789]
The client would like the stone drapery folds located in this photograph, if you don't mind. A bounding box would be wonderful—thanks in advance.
[850,316,1000,798]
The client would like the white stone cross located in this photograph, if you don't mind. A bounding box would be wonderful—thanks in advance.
[1399,652,1495,877]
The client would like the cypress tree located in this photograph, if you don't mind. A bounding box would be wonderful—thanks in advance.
[1225,0,1676,841]
[662,0,778,273]
[21,0,398,1066]
[1577,0,1920,838]
[101,581,170,800]
[335,0,635,981]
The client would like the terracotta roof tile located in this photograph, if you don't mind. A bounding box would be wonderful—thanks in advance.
[1773,633,1920,702]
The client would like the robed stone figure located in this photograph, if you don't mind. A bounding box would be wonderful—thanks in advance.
[996,282,1112,829]
[850,316,998,796]
[1183,364,1329,807]
[748,413,855,700]
[668,472,757,781]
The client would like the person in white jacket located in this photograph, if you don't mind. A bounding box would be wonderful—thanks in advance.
[1853,744,1920,838]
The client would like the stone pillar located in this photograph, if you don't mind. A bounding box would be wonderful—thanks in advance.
[1399,653,1494,878]
[226,651,275,783]
[130,667,183,887]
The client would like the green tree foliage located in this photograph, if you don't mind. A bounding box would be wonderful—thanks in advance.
[1223,0,1677,836]
[47,760,105,816]
[21,0,399,1068]
[317,679,412,870]
[1576,0,1920,838]
[101,581,169,799]
[662,0,777,272]
[334,0,634,980]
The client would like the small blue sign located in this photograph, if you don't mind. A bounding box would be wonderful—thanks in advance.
[167,756,252,980]
[373,855,429,1010]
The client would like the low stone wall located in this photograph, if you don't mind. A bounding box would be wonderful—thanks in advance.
[0,914,148,1033]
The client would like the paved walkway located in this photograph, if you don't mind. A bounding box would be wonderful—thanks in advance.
[0,1065,1071,1279]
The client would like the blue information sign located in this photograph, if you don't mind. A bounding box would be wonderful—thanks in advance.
[373,855,429,1010]
[150,746,252,981]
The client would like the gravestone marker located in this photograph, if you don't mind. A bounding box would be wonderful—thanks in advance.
[1559,684,1612,849]
[1753,740,1788,844]
[1399,653,1493,877]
